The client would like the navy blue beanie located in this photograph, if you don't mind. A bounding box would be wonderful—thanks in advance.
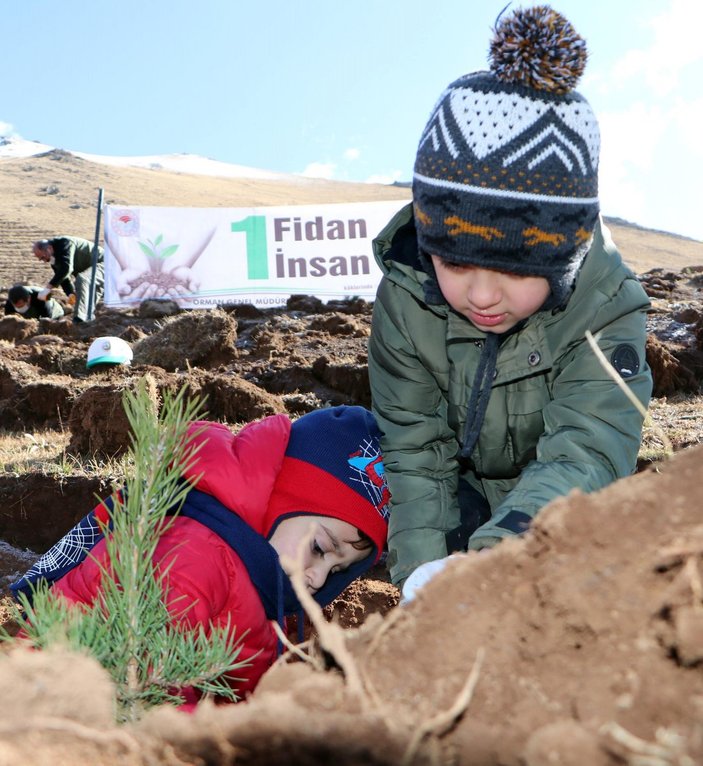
[265,406,390,561]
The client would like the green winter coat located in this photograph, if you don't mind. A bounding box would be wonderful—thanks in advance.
[368,204,653,586]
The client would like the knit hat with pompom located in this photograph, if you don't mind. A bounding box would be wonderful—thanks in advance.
[413,5,600,308]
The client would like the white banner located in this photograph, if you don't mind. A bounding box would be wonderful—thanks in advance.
[104,200,407,309]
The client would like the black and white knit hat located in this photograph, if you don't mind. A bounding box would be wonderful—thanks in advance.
[413,5,600,307]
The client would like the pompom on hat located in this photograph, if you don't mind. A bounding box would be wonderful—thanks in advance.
[264,406,390,564]
[413,5,600,308]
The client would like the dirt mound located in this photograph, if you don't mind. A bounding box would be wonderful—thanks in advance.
[1,444,702,764]
[66,368,287,456]
[640,267,703,396]
[67,374,158,456]
[0,473,109,552]
[131,308,238,370]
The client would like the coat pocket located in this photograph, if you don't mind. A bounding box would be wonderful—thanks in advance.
[505,377,551,468]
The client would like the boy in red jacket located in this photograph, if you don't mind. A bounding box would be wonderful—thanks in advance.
[11,406,390,702]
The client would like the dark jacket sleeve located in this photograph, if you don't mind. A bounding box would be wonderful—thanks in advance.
[36,294,65,319]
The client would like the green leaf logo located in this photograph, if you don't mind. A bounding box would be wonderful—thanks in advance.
[138,235,180,260]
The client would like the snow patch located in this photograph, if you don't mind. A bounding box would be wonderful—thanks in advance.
[0,135,302,182]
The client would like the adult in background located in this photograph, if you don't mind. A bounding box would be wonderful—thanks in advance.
[4,284,65,320]
[32,236,104,323]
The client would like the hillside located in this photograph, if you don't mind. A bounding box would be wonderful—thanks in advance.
[0,149,411,289]
[1,147,702,292]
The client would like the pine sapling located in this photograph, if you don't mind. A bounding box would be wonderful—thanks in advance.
[5,379,250,722]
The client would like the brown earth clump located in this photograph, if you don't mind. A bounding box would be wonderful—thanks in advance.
[66,367,287,457]
[131,308,238,371]
[645,334,700,397]
[1,444,702,764]
[0,473,109,552]
[67,374,159,456]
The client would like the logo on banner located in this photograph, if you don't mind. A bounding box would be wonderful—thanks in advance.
[110,209,141,237]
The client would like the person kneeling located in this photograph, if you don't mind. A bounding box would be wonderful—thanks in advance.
[11,406,390,706]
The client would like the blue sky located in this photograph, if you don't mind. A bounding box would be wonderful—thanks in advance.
[2,0,702,240]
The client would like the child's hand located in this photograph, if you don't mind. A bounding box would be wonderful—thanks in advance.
[400,556,454,604]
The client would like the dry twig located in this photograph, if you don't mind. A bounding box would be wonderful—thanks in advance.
[281,546,367,699]
[401,646,485,766]
[600,721,695,765]
[270,622,324,670]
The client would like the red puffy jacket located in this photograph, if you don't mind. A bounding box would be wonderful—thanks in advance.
[52,414,293,701]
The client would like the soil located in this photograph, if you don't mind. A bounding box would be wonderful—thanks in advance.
[1,150,703,764]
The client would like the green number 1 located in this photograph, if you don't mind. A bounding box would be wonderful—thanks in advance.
[231,215,268,279]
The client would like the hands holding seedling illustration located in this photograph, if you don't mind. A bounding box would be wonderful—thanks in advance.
[113,263,201,301]
[107,230,215,301]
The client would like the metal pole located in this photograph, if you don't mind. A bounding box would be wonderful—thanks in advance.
[87,187,104,321]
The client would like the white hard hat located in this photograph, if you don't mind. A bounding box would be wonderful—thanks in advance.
[86,336,133,368]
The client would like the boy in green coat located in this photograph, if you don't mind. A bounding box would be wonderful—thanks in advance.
[368,6,653,596]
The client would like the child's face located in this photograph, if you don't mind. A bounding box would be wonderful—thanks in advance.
[431,255,551,334]
[268,516,370,594]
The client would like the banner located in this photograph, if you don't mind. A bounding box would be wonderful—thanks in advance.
[104,199,408,309]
